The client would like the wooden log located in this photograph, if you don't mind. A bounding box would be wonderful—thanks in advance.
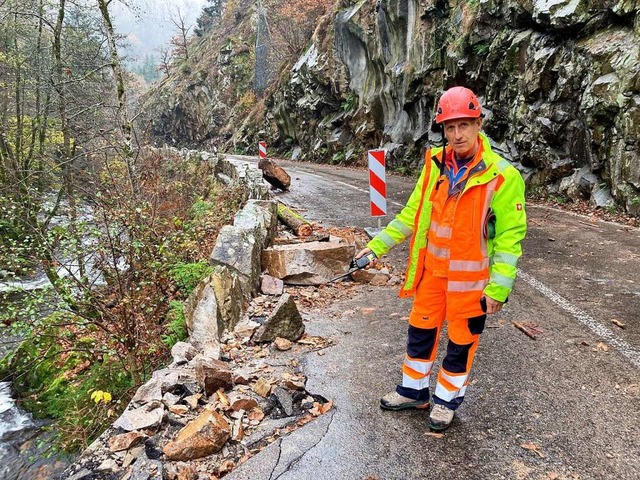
[277,202,313,236]
[258,159,291,191]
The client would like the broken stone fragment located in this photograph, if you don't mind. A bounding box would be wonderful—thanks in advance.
[108,431,148,452]
[132,366,198,405]
[233,318,260,339]
[274,337,293,351]
[228,393,259,412]
[162,408,231,461]
[252,294,304,343]
[170,342,198,365]
[96,458,118,472]
[352,268,390,285]
[184,279,221,356]
[184,394,202,409]
[162,392,181,407]
[113,404,165,432]
[261,241,354,285]
[252,378,273,397]
[261,274,284,295]
[273,387,294,416]
[281,373,306,391]
[169,404,189,415]
[130,457,163,480]
[194,355,234,396]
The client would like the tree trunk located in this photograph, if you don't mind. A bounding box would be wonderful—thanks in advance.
[97,0,138,196]
[259,158,291,191]
[277,202,312,236]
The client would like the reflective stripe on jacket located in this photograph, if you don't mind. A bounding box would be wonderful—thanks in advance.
[366,133,527,303]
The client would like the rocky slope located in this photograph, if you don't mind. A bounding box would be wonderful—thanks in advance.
[144,0,640,214]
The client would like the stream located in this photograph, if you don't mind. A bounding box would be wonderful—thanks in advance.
[0,284,69,479]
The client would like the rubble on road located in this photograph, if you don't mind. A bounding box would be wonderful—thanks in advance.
[62,305,334,480]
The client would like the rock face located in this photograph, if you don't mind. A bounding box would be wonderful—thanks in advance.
[262,241,354,285]
[145,1,640,215]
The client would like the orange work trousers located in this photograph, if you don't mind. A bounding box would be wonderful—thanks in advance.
[396,269,487,409]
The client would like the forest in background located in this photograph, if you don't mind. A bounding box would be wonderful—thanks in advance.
[0,0,245,453]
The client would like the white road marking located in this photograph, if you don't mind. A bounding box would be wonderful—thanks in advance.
[517,269,640,369]
[334,180,405,208]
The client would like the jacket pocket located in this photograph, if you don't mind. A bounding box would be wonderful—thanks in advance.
[468,314,487,335]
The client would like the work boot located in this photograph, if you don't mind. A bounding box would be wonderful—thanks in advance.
[429,404,455,431]
[380,391,430,411]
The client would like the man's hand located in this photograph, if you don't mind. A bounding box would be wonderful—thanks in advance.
[355,248,378,268]
[484,296,503,315]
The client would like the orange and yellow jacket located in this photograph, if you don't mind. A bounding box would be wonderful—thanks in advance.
[366,133,527,303]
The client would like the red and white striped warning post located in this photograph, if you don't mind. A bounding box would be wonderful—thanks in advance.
[368,149,387,221]
[258,141,267,159]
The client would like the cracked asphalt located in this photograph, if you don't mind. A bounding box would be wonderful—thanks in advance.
[225,155,640,480]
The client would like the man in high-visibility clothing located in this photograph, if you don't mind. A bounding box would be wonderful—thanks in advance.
[357,86,527,431]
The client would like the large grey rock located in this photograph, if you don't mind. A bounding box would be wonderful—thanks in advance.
[209,265,244,333]
[261,241,354,285]
[591,186,616,208]
[233,199,278,249]
[184,278,221,357]
[252,294,304,343]
[210,225,261,296]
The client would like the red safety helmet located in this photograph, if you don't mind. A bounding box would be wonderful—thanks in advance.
[434,86,482,124]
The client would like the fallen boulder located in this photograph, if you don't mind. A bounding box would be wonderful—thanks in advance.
[252,294,304,343]
[194,355,234,396]
[162,408,231,461]
[261,241,354,285]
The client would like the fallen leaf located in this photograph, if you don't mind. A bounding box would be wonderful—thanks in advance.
[611,319,626,329]
[521,442,545,458]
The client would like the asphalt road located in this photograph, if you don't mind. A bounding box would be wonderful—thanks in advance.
[226,155,640,480]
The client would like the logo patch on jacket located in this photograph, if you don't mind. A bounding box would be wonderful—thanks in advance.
[516,203,523,211]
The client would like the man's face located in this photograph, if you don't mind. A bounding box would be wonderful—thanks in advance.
[443,117,482,158]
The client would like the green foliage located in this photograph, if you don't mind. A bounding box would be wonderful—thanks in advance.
[331,151,345,164]
[341,91,358,112]
[162,300,187,348]
[0,311,134,453]
[473,42,490,55]
[169,260,214,297]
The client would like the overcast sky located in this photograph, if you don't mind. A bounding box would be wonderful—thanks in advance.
[112,0,209,60]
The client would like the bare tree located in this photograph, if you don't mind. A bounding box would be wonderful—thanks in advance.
[170,6,191,61]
